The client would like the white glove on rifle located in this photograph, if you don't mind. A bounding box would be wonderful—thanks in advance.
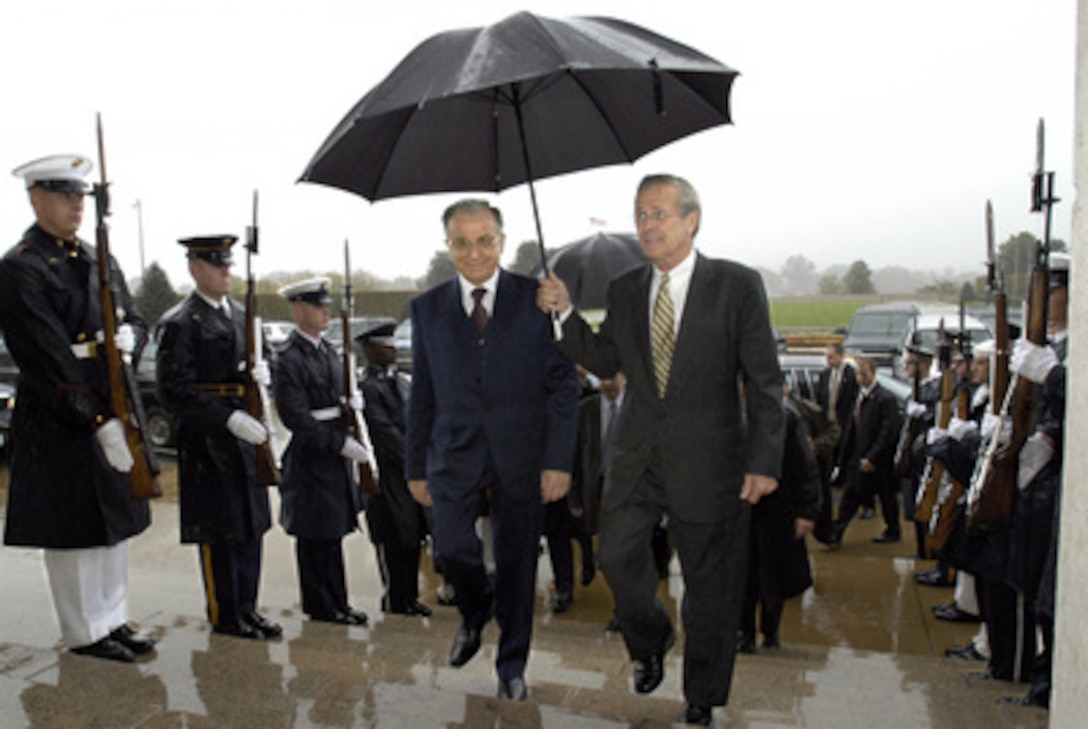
[1010,339,1059,384]
[340,436,371,463]
[906,399,927,419]
[981,412,1008,446]
[947,417,977,442]
[349,392,364,412]
[114,324,136,355]
[95,418,134,473]
[227,410,268,445]
[251,361,272,388]
[926,426,947,445]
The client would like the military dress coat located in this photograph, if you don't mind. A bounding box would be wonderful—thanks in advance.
[360,362,422,549]
[156,294,271,544]
[0,224,151,548]
[273,330,361,539]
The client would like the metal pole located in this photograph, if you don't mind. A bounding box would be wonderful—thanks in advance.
[133,199,146,275]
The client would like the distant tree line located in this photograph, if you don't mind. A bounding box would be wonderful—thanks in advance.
[132,232,1066,326]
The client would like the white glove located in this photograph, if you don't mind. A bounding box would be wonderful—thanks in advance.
[251,361,271,388]
[114,324,136,355]
[1010,339,1058,384]
[906,399,927,419]
[926,427,948,445]
[95,418,134,473]
[349,392,364,412]
[981,412,1003,442]
[340,436,371,463]
[947,417,977,442]
[227,410,268,445]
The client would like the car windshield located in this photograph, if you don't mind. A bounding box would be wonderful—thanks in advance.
[850,312,913,336]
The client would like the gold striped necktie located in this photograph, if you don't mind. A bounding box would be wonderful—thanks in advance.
[651,272,675,398]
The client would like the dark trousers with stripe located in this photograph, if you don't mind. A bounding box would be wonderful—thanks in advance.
[199,538,262,628]
[296,537,349,618]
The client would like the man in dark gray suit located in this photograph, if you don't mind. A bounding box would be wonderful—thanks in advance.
[538,174,784,726]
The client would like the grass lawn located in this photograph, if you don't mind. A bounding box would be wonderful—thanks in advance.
[769,297,880,331]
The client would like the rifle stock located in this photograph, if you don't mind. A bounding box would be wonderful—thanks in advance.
[926,376,972,552]
[893,358,922,477]
[245,191,281,487]
[342,241,380,495]
[94,114,161,500]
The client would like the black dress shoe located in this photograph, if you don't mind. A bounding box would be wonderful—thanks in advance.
[915,567,955,587]
[872,531,901,543]
[998,693,1048,708]
[552,591,573,614]
[110,624,156,655]
[679,703,712,725]
[932,603,982,623]
[400,601,432,617]
[245,611,283,638]
[762,634,780,649]
[71,636,135,663]
[449,625,482,667]
[497,676,528,701]
[213,621,265,640]
[605,615,621,632]
[341,607,369,625]
[945,642,986,661]
[736,634,756,654]
[633,632,674,694]
[581,561,596,587]
[860,507,876,520]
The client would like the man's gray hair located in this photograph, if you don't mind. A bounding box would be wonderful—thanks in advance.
[442,199,503,230]
[637,174,701,218]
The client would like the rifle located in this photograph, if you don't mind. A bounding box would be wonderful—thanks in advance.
[967,121,1057,534]
[341,240,380,494]
[926,303,973,552]
[914,320,953,525]
[244,191,281,487]
[93,113,162,500]
[893,333,923,477]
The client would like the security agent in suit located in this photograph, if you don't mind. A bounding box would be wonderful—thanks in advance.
[815,342,857,463]
[830,356,902,545]
[274,277,369,625]
[0,154,155,662]
[156,235,282,640]
[358,322,431,617]
[539,174,785,725]
[406,199,579,701]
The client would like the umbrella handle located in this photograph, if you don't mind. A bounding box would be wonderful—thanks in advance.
[551,313,563,342]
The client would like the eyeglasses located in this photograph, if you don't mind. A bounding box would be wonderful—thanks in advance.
[635,209,676,224]
[448,235,501,254]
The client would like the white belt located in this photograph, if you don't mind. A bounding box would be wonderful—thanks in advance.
[70,342,100,359]
[310,406,342,421]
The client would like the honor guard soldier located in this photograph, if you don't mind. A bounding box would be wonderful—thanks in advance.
[274,277,369,625]
[357,322,431,617]
[155,235,282,640]
[0,154,155,661]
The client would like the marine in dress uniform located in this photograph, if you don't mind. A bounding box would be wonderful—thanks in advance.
[155,235,281,640]
[0,154,155,661]
[274,277,369,625]
[357,322,431,617]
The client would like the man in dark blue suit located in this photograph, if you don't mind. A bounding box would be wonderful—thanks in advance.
[406,199,579,701]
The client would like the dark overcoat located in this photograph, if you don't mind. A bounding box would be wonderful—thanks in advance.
[749,402,820,600]
[361,363,423,548]
[0,224,150,548]
[156,294,270,544]
[273,331,361,539]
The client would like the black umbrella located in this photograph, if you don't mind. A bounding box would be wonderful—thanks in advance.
[299,10,738,264]
[530,232,649,310]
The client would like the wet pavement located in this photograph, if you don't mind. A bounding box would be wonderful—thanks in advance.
[0,460,1050,727]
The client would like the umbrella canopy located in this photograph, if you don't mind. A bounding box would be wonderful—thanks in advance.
[530,232,649,310]
[299,11,738,202]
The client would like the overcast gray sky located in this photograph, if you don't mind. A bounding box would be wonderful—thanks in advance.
[0,0,1076,289]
